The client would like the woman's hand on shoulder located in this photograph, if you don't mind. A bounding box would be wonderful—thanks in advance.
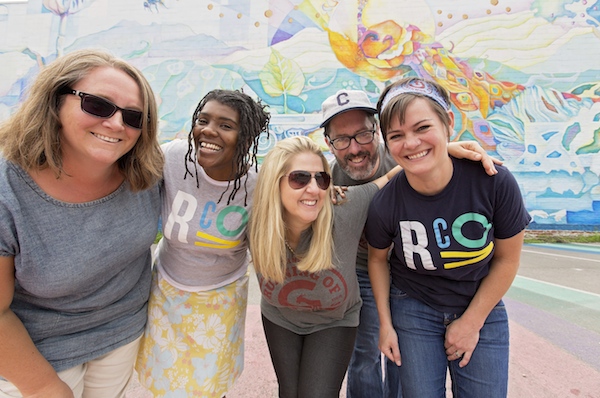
[448,140,502,176]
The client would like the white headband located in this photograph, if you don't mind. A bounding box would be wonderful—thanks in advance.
[381,79,450,112]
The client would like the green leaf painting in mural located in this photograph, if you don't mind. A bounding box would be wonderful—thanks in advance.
[259,48,305,113]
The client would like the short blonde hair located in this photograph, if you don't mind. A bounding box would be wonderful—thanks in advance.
[249,136,334,284]
[0,48,163,191]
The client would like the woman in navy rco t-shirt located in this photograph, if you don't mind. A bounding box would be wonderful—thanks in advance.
[366,77,531,398]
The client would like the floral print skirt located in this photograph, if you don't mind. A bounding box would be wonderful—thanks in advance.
[135,269,248,397]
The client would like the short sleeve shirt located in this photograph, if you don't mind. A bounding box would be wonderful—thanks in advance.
[0,157,160,371]
[366,158,531,313]
[259,183,379,334]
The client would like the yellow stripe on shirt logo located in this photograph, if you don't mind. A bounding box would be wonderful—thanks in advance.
[195,231,240,249]
[440,241,494,269]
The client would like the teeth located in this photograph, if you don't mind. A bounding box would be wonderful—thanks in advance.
[349,156,366,163]
[93,133,119,143]
[407,150,428,160]
[200,142,222,151]
[301,200,317,206]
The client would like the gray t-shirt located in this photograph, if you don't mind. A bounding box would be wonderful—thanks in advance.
[156,139,255,290]
[329,144,397,271]
[258,183,379,334]
[0,157,160,372]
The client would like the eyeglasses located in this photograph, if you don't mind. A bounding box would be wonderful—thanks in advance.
[63,89,144,129]
[284,170,331,190]
[328,129,376,150]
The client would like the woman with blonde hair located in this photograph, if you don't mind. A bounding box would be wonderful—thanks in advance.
[0,49,163,397]
[249,137,335,283]
[249,135,399,397]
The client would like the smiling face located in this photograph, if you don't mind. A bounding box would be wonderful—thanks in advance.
[192,100,240,181]
[385,97,454,192]
[280,152,328,232]
[326,110,381,181]
[58,66,142,172]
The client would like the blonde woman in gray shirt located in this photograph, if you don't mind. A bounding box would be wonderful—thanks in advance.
[249,136,400,398]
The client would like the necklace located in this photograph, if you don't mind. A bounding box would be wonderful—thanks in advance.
[284,240,296,256]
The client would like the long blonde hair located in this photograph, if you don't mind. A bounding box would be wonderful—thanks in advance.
[0,48,163,191]
[249,136,334,283]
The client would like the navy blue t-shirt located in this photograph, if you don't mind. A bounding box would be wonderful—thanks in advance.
[365,157,531,313]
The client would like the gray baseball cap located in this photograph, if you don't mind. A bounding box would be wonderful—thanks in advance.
[320,90,377,128]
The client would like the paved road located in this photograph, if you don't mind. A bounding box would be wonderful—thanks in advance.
[127,243,600,397]
[503,243,600,397]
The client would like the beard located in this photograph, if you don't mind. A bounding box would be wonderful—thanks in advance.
[340,150,380,181]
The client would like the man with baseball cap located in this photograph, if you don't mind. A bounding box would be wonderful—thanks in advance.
[322,89,402,398]
[321,89,499,398]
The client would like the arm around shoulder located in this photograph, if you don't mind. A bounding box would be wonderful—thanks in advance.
[372,165,402,189]
[447,141,501,176]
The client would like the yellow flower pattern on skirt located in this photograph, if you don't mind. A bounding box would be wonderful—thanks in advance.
[136,270,249,397]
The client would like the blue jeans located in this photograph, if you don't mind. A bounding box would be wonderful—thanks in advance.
[390,286,509,398]
[346,269,402,398]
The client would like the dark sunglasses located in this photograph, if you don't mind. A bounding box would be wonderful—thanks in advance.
[284,170,331,190]
[63,89,144,129]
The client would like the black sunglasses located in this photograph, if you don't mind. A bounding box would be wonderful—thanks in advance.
[284,170,331,190]
[63,89,144,129]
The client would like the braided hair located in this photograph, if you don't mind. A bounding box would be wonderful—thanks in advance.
[184,89,270,205]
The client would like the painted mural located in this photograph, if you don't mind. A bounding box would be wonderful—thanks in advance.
[0,0,599,229]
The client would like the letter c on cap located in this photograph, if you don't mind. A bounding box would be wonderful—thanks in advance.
[336,92,349,106]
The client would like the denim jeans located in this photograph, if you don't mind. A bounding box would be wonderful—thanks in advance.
[346,269,402,398]
[390,285,509,398]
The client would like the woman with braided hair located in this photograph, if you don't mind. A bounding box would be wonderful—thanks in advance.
[136,89,270,397]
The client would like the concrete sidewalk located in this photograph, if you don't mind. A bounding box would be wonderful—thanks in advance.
[127,265,600,397]
[127,303,600,397]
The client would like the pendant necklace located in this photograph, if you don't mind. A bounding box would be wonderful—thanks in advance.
[284,240,296,256]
